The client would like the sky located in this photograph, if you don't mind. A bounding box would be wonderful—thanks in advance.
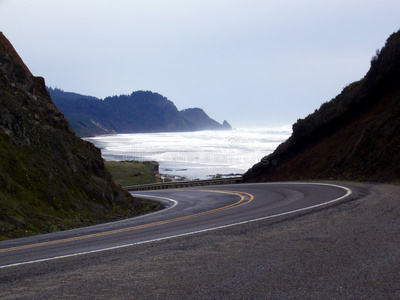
[1,1,400,128]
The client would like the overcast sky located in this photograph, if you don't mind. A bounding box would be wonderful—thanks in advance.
[1,1,400,128]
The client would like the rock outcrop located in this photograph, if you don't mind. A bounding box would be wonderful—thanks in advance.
[244,29,400,183]
[179,108,232,131]
[0,32,144,239]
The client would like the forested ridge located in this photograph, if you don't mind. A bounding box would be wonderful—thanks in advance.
[49,88,231,137]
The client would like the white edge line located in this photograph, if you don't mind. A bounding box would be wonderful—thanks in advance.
[130,193,179,215]
[0,183,351,269]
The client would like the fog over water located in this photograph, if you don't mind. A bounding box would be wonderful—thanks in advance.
[87,127,291,180]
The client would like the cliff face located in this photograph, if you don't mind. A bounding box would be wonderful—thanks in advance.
[244,29,400,183]
[0,33,143,239]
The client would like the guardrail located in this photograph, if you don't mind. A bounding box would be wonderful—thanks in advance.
[125,177,243,191]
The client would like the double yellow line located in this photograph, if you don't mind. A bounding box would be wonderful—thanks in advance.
[0,189,254,254]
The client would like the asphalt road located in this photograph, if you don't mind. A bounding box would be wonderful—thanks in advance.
[1,181,399,299]
[0,182,350,269]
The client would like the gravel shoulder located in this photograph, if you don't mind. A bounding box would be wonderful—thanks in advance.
[1,181,399,299]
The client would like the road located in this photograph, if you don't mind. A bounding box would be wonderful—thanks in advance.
[0,182,350,269]
[1,181,399,299]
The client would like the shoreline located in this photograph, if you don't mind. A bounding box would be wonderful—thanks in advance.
[159,172,243,182]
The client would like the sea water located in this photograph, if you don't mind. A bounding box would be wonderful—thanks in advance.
[86,127,291,180]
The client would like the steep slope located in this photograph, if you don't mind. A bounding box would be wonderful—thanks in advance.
[49,88,231,137]
[244,29,400,183]
[0,32,154,240]
[44,88,112,136]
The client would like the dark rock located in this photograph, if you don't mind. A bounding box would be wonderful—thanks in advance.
[0,32,140,239]
[244,29,400,183]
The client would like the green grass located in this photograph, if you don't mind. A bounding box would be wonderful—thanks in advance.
[104,160,161,187]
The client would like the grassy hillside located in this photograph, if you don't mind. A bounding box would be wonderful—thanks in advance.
[104,160,161,187]
[0,33,160,240]
[244,29,400,183]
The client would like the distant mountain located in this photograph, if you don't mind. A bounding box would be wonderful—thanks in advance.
[48,88,232,137]
[244,29,400,183]
[180,108,232,131]
[0,32,154,239]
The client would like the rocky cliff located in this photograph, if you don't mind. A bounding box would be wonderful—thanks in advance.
[244,29,400,183]
[0,33,151,239]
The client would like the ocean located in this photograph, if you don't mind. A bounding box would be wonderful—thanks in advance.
[86,127,291,180]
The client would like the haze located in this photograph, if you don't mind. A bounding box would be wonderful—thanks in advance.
[1,0,400,128]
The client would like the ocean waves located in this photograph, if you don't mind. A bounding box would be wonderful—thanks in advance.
[87,127,291,179]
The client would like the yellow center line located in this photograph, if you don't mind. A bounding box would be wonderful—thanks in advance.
[0,189,254,253]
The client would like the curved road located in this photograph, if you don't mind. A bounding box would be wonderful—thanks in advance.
[0,182,350,269]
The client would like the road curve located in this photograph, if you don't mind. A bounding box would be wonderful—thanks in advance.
[0,182,351,269]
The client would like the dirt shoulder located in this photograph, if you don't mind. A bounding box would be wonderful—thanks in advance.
[1,182,399,299]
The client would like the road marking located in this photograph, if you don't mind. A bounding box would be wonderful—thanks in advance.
[130,194,178,210]
[0,190,252,254]
[0,183,351,269]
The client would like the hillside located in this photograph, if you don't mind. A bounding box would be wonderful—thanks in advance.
[0,32,158,240]
[48,88,232,137]
[244,29,400,183]
[180,108,232,131]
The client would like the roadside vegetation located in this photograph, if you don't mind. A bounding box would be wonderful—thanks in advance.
[0,33,168,241]
[0,160,163,241]
[244,29,400,182]
[104,160,162,187]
